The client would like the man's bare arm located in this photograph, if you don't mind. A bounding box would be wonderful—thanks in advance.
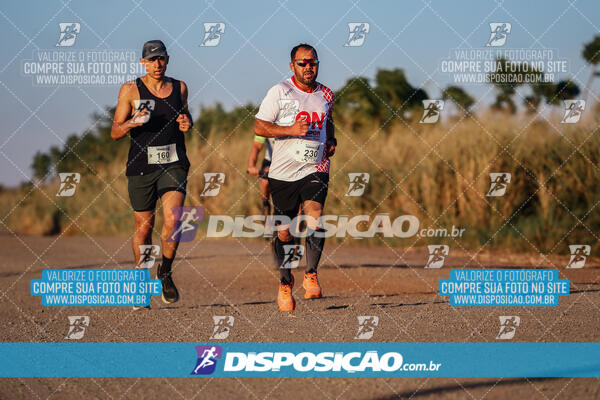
[176,80,192,132]
[254,118,309,138]
[110,82,143,141]
[247,141,263,175]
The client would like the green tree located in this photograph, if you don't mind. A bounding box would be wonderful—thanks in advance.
[195,103,227,139]
[334,77,379,129]
[373,69,428,123]
[49,145,62,173]
[488,57,536,114]
[442,86,475,116]
[525,80,580,113]
[524,81,551,113]
[334,69,427,129]
[31,151,51,181]
[550,80,580,104]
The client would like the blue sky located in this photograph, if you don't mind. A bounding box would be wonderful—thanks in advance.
[1,0,599,186]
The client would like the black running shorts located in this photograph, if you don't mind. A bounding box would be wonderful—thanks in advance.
[268,172,329,220]
[127,165,188,212]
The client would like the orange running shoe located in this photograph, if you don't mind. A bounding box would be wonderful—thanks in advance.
[303,272,322,299]
[277,275,295,311]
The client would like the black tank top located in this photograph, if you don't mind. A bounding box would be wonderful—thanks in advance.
[126,77,190,176]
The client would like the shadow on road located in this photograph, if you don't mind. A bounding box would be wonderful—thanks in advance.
[371,377,558,399]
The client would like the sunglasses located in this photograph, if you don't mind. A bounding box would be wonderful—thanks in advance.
[294,58,319,67]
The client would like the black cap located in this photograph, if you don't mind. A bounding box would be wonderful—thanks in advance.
[142,40,168,59]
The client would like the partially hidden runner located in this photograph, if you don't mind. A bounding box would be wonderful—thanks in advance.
[254,43,337,311]
[247,134,275,224]
[110,40,192,309]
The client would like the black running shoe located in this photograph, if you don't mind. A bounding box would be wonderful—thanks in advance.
[157,263,179,304]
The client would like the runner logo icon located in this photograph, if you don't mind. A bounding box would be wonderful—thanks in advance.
[137,245,160,269]
[561,100,585,124]
[131,99,155,124]
[425,245,449,269]
[169,206,204,242]
[281,245,304,269]
[210,316,235,340]
[355,316,379,340]
[566,245,590,269]
[346,173,370,197]
[200,23,225,47]
[486,172,511,197]
[66,316,89,340]
[201,173,226,196]
[191,345,222,375]
[56,23,80,47]
[277,99,300,125]
[486,22,511,47]
[419,100,444,124]
[496,316,520,340]
[56,172,81,197]
[344,23,370,47]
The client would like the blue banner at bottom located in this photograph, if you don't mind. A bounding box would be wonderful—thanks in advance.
[1,342,599,377]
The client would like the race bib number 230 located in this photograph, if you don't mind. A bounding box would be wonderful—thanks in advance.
[291,140,323,164]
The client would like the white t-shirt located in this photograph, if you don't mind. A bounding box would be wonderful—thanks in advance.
[255,77,334,182]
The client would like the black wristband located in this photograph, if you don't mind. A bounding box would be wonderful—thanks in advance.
[327,137,337,146]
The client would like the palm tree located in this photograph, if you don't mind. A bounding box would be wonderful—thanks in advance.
[582,35,600,102]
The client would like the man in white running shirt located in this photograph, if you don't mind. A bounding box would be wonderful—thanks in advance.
[254,44,337,311]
